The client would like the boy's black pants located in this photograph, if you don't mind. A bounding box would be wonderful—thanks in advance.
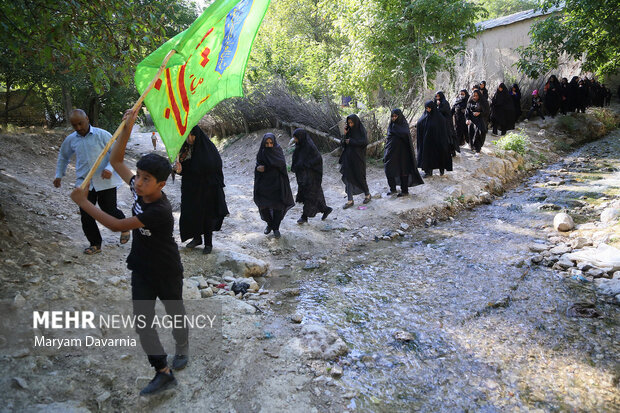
[80,187,125,247]
[131,272,189,371]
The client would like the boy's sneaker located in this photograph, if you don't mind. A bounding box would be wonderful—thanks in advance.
[172,354,189,371]
[140,370,177,395]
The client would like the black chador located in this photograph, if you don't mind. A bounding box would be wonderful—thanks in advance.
[451,89,469,146]
[291,128,332,223]
[253,133,294,237]
[383,109,424,196]
[490,83,515,135]
[178,125,229,254]
[544,75,561,117]
[510,83,522,123]
[466,89,490,153]
[436,91,459,155]
[340,114,371,207]
[416,100,453,176]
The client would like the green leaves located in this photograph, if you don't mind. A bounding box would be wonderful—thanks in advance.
[517,0,620,79]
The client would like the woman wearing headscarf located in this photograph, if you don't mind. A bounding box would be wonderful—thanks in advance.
[435,91,459,156]
[576,79,587,113]
[568,76,579,112]
[416,101,453,176]
[490,83,515,135]
[174,125,229,254]
[466,89,490,154]
[559,77,569,115]
[340,114,371,209]
[253,133,294,238]
[291,128,332,224]
[479,81,489,101]
[510,83,522,123]
[544,75,561,117]
[383,109,424,196]
[451,89,469,146]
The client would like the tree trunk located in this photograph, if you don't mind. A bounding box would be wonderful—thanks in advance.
[3,77,12,127]
[87,95,101,126]
[61,84,73,124]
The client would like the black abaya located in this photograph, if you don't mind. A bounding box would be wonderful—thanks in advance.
[291,129,329,218]
[340,114,369,196]
[383,109,424,192]
[253,133,294,229]
[466,90,490,153]
[490,83,515,134]
[416,101,453,174]
[451,90,469,146]
[436,91,458,155]
[178,125,229,243]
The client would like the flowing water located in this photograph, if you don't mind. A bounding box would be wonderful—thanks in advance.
[274,131,620,411]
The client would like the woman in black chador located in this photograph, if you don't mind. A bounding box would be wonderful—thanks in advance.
[435,91,459,156]
[340,114,371,209]
[253,133,294,238]
[416,100,453,177]
[383,109,424,196]
[451,89,469,147]
[291,128,333,224]
[466,89,490,153]
[175,125,229,254]
[510,83,522,123]
[490,83,515,135]
[544,75,561,117]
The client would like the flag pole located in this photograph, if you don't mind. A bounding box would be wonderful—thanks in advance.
[79,49,177,190]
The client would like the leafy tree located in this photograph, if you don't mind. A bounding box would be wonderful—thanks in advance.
[476,0,538,20]
[517,0,620,79]
[0,0,198,127]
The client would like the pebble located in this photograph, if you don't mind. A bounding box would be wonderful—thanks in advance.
[330,365,344,378]
[291,314,303,323]
[554,213,575,232]
[11,377,28,389]
[528,243,549,253]
[586,268,606,278]
[400,223,409,231]
[200,287,214,298]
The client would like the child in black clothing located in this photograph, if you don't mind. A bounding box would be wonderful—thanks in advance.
[70,107,188,396]
[526,89,545,120]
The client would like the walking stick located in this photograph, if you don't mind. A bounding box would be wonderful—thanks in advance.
[79,49,176,190]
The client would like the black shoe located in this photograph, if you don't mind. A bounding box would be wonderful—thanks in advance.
[386,190,397,196]
[440,169,445,176]
[321,207,333,221]
[203,245,213,254]
[273,230,281,239]
[172,354,188,371]
[297,216,308,224]
[186,237,202,248]
[140,370,177,395]
[423,171,432,177]
[397,192,409,197]
[264,226,272,235]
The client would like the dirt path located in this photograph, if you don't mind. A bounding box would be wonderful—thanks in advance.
[0,106,617,411]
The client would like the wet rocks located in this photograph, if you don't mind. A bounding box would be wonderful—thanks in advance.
[394,331,416,342]
[549,244,571,255]
[291,314,303,323]
[594,278,620,297]
[528,243,549,253]
[478,191,493,204]
[600,207,620,223]
[553,213,574,232]
[301,324,348,359]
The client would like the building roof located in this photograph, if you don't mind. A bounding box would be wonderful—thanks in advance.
[475,6,563,32]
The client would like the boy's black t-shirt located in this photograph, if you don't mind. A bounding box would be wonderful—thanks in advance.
[126,176,183,278]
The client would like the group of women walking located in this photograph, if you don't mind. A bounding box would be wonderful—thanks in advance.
[172,75,614,243]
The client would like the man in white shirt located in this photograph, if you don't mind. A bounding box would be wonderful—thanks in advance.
[54,109,129,254]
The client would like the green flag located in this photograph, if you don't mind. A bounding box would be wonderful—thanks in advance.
[135,0,270,161]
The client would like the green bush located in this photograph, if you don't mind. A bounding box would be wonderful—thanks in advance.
[591,107,618,130]
[493,130,530,155]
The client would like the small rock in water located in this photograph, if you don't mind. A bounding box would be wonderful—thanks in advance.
[478,192,492,204]
[303,260,320,270]
[553,213,574,232]
[549,244,571,255]
[539,203,562,211]
[528,243,549,253]
[291,314,303,323]
[330,365,344,378]
[530,255,544,264]
[586,268,606,278]
[394,331,416,342]
[400,223,409,231]
[11,377,28,389]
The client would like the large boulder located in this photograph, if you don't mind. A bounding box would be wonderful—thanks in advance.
[600,207,620,224]
[210,249,269,278]
[565,243,620,272]
[553,213,574,232]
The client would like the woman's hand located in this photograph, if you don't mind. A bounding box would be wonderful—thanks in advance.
[256,165,265,172]
[173,162,182,173]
